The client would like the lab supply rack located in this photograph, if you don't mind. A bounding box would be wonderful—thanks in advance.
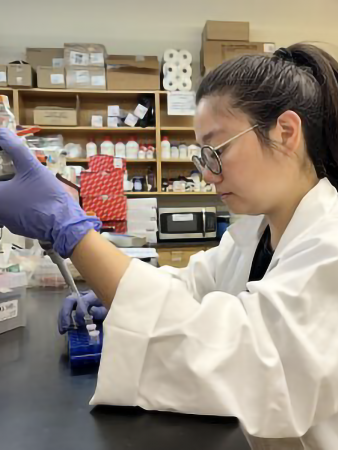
[0,87,216,197]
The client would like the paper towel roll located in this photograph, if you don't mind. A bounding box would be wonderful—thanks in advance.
[163,62,178,76]
[164,49,179,64]
[163,76,179,91]
[177,77,192,92]
[178,50,192,65]
[177,64,192,78]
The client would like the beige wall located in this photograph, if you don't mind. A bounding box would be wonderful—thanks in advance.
[1,0,338,65]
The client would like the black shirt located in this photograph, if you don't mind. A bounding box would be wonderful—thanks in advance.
[248,226,274,282]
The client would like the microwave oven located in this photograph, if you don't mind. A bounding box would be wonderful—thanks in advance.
[158,207,217,241]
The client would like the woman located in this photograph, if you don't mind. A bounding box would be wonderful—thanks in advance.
[1,43,338,449]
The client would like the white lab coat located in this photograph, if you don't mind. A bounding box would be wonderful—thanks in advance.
[91,178,338,450]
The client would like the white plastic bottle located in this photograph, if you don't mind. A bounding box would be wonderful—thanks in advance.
[115,140,126,158]
[126,136,139,160]
[86,138,97,158]
[138,149,146,159]
[171,146,179,159]
[100,136,114,156]
[161,136,171,159]
[179,143,188,159]
[188,144,201,160]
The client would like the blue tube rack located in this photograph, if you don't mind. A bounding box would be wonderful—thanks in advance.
[67,326,103,368]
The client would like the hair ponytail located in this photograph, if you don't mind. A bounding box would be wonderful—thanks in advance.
[197,43,338,189]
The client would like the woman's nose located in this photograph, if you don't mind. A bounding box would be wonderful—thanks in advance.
[202,167,223,185]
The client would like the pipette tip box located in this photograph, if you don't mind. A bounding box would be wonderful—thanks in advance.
[67,326,103,368]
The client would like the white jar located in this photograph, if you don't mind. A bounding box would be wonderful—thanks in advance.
[188,144,201,160]
[161,136,171,159]
[138,149,146,159]
[171,146,179,159]
[86,140,97,158]
[115,140,126,158]
[179,143,188,159]
[146,149,154,159]
[126,137,139,159]
[100,137,114,156]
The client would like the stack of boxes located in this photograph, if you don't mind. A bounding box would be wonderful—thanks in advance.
[127,198,158,244]
[81,156,127,233]
[200,21,275,75]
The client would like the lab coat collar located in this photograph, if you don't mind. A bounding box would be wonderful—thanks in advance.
[228,178,337,256]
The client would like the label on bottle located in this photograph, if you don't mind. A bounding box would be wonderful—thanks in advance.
[90,53,104,65]
[75,70,90,84]
[108,105,120,117]
[91,75,105,87]
[0,300,18,322]
[124,113,138,127]
[52,58,64,68]
[134,104,148,119]
[50,74,64,85]
[70,51,89,66]
[0,72,7,82]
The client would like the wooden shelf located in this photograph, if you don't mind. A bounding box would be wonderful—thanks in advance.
[30,126,156,132]
[160,127,195,131]
[125,192,216,196]
[17,88,158,95]
[65,158,157,164]
[161,159,194,163]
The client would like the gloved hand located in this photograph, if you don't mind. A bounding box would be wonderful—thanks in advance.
[0,129,101,258]
[58,290,108,334]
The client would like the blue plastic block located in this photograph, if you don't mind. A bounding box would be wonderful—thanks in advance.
[67,326,103,368]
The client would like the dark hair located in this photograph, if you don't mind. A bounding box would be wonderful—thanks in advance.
[196,43,338,189]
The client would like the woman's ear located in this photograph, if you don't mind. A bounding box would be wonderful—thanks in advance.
[270,110,302,155]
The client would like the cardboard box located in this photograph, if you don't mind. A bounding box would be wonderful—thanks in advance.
[82,195,127,221]
[106,55,160,90]
[201,41,276,74]
[64,43,106,67]
[37,66,66,89]
[203,21,249,42]
[8,63,34,87]
[88,155,127,172]
[66,67,106,90]
[81,171,124,196]
[26,48,64,70]
[33,106,78,126]
[0,65,8,86]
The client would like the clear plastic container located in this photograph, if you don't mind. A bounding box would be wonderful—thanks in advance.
[0,272,27,334]
[32,256,67,288]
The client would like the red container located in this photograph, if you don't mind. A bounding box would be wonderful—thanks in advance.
[81,171,124,196]
[88,155,127,172]
[82,194,127,221]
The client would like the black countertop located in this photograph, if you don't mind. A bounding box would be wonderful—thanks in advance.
[0,287,249,450]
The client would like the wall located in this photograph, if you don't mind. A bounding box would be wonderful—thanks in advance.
[1,0,338,65]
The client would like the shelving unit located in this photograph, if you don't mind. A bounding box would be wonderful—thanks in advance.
[3,87,216,198]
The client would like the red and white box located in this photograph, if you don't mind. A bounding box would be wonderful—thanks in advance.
[88,155,126,172]
[82,194,127,221]
[81,171,124,196]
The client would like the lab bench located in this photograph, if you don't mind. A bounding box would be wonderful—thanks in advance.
[0,287,249,450]
[154,240,219,268]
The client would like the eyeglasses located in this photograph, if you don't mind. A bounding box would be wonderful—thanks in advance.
[192,125,258,175]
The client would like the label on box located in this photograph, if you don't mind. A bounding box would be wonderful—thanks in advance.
[91,115,103,127]
[135,55,146,62]
[108,117,119,128]
[52,58,64,68]
[264,43,276,53]
[114,158,124,169]
[70,51,89,66]
[76,70,90,84]
[168,92,196,116]
[134,104,148,120]
[108,105,120,117]
[16,77,23,85]
[0,72,6,82]
[0,299,18,322]
[50,74,64,85]
[124,113,138,127]
[172,213,194,222]
[90,53,104,65]
[91,75,105,87]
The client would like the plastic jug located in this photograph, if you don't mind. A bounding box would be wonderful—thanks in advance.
[100,137,114,156]
[179,143,188,159]
[115,140,126,158]
[161,136,171,159]
[171,146,179,159]
[126,136,139,160]
[86,138,97,158]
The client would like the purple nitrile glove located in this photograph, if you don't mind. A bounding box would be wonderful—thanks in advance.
[0,129,101,258]
[58,290,108,334]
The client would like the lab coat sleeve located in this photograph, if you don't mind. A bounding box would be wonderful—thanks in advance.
[90,235,338,439]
